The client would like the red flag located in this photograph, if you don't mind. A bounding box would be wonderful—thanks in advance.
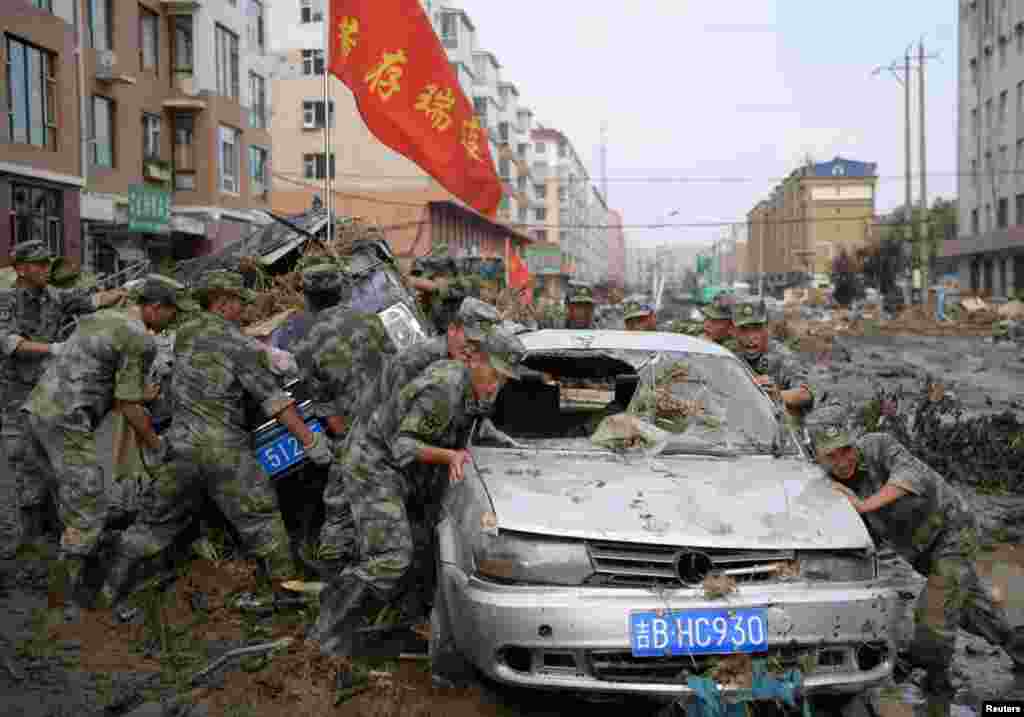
[508,251,530,290]
[328,1,504,218]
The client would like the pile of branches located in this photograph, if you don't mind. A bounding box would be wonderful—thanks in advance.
[630,362,705,433]
[859,379,1024,494]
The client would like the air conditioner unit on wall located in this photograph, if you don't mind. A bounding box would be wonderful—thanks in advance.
[96,50,116,80]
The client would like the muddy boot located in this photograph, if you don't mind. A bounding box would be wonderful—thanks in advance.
[311,575,387,659]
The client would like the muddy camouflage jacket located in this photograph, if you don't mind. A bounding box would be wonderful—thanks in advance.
[741,348,810,394]
[22,308,155,431]
[0,286,98,403]
[848,432,974,570]
[291,307,397,431]
[352,335,447,425]
[345,360,474,494]
[168,311,292,447]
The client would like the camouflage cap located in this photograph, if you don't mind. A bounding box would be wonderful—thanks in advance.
[702,294,735,321]
[457,297,501,340]
[301,263,344,294]
[623,301,655,321]
[812,424,853,456]
[475,328,526,380]
[195,269,255,304]
[12,240,52,264]
[733,301,768,328]
[137,275,188,309]
[567,285,595,305]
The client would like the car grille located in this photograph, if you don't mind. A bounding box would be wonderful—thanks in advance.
[586,541,796,587]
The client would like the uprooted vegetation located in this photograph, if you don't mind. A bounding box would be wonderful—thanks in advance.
[857,379,1024,495]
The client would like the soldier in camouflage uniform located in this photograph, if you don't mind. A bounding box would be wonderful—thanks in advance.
[701,294,739,351]
[315,296,509,573]
[733,301,814,417]
[623,301,657,331]
[813,426,1024,690]
[20,278,179,604]
[99,270,333,605]
[0,240,125,558]
[312,329,526,659]
[565,286,597,330]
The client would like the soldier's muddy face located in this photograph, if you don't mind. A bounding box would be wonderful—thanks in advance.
[703,318,733,342]
[14,261,50,290]
[820,445,858,481]
[447,323,468,360]
[735,325,769,354]
[567,303,594,328]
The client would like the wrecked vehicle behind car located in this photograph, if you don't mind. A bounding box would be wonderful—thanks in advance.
[432,330,906,704]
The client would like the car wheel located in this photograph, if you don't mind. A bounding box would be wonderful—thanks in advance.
[429,574,476,688]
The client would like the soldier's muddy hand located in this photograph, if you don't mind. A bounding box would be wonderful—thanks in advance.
[448,449,471,484]
[304,431,333,467]
[143,383,161,402]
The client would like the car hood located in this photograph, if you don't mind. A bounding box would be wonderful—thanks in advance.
[473,448,873,550]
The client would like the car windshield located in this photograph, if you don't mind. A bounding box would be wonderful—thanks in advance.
[488,349,796,456]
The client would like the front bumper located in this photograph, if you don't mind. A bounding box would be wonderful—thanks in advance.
[440,564,903,699]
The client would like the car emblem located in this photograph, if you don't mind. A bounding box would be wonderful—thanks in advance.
[673,550,713,584]
[572,335,594,349]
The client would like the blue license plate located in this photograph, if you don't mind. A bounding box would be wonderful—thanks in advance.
[630,608,768,657]
[256,419,324,477]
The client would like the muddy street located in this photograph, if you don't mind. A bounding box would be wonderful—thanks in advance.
[2,335,1023,717]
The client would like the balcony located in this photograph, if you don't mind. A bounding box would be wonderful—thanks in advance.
[143,158,172,183]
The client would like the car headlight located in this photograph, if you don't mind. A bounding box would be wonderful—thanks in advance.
[797,550,877,582]
[474,531,594,586]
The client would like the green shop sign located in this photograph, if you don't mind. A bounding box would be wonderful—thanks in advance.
[128,184,171,234]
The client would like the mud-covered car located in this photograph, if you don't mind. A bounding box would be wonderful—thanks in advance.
[431,330,904,703]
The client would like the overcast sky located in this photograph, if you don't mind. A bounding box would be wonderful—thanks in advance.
[457,1,958,249]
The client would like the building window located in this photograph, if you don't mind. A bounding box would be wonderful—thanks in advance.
[535,208,547,221]
[1017,194,1024,225]
[498,159,510,178]
[303,153,335,179]
[971,208,979,235]
[1000,38,1008,68]
[535,141,546,153]
[473,97,487,124]
[219,125,240,193]
[173,113,195,190]
[249,146,268,196]
[558,143,567,158]
[517,176,526,191]
[498,121,509,142]
[139,6,158,72]
[534,184,545,198]
[1000,145,1009,183]
[302,49,324,76]
[5,36,57,150]
[970,57,978,84]
[517,142,527,158]
[518,207,527,223]
[48,0,76,25]
[142,113,161,159]
[248,0,264,53]
[1000,90,1008,125]
[249,72,267,129]
[173,16,193,73]
[440,13,458,47]
[86,0,112,51]
[301,100,334,129]
[10,183,63,257]
[300,0,322,23]
[998,197,1009,228]
[558,187,567,201]
[1019,29,1024,54]
[90,95,114,167]
[215,24,239,100]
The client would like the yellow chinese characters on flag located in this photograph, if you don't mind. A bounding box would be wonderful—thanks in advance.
[327,0,503,218]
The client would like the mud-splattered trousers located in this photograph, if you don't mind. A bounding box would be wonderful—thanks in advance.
[105,432,296,592]
[907,524,1024,681]
[19,414,107,560]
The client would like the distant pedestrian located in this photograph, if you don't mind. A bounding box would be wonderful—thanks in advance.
[623,301,657,331]
[565,286,597,330]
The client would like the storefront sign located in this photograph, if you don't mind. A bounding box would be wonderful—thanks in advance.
[80,193,115,223]
[128,184,170,234]
[525,245,561,276]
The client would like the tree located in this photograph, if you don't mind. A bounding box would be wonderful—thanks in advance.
[831,248,861,306]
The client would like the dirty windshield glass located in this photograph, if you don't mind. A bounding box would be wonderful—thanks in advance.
[492,350,787,455]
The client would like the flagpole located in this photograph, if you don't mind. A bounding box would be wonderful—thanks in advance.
[322,10,333,244]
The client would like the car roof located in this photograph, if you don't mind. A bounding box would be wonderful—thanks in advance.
[519,329,729,357]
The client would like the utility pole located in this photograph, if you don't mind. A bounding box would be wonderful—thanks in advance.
[918,38,929,298]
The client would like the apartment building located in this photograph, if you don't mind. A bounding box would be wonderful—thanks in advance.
[2,0,275,272]
[942,0,1024,295]
[266,0,535,263]
[1,1,83,262]
[606,209,625,289]
[746,156,877,292]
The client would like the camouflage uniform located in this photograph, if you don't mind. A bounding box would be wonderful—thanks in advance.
[21,308,157,561]
[104,272,298,596]
[565,286,596,330]
[0,241,101,554]
[814,428,1024,683]
[701,295,739,351]
[318,298,502,567]
[314,331,525,657]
